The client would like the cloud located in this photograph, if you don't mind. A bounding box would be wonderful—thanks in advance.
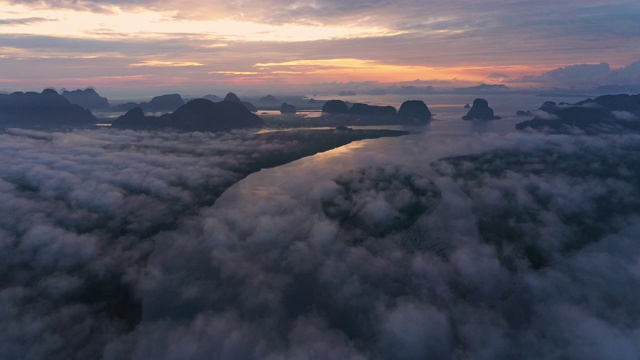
[9,0,640,32]
[3,1,640,63]
[2,103,640,358]
[129,60,204,67]
[117,130,640,359]
[486,72,512,82]
[1,128,382,358]
[320,166,441,240]
[4,0,153,13]
[433,133,640,268]
[612,110,637,121]
[607,61,640,85]
[531,110,560,120]
[518,60,640,89]
[379,302,452,359]
[1,0,640,92]
[521,63,612,85]
[0,17,54,25]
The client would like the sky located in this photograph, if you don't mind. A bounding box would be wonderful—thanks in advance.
[1,0,639,96]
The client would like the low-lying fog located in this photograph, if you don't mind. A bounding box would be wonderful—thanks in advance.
[1,116,639,359]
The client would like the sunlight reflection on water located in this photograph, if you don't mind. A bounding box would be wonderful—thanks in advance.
[216,113,523,208]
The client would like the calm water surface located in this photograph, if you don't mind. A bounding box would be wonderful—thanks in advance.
[216,94,541,208]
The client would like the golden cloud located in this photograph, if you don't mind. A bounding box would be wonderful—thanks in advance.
[129,60,204,67]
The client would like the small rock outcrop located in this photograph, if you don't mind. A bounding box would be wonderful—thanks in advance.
[322,100,349,114]
[0,89,96,126]
[462,98,500,120]
[62,88,109,110]
[464,103,471,109]
[397,100,432,123]
[348,103,397,117]
[280,103,297,114]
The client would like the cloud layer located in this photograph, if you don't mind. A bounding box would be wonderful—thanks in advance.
[521,61,640,89]
[0,127,402,358]
[2,126,639,359]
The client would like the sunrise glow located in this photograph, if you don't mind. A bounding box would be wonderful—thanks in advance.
[1,0,638,95]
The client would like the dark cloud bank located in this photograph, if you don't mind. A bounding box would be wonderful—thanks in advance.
[1,124,640,359]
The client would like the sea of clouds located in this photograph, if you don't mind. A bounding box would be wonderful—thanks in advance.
[1,127,639,359]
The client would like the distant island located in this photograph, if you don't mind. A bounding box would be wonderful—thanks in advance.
[113,94,185,113]
[454,84,510,94]
[62,88,110,110]
[3,87,640,135]
[304,99,432,126]
[462,98,501,120]
[112,98,264,131]
[259,94,280,103]
[0,89,96,127]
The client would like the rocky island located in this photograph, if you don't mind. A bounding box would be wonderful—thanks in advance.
[112,98,264,131]
[462,98,500,120]
[0,89,96,127]
[397,100,432,123]
[62,88,110,110]
[516,93,640,133]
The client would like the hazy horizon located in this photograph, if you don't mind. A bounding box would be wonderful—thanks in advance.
[1,82,635,104]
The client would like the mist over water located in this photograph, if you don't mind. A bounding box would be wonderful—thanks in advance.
[130,128,640,359]
[1,94,640,359]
